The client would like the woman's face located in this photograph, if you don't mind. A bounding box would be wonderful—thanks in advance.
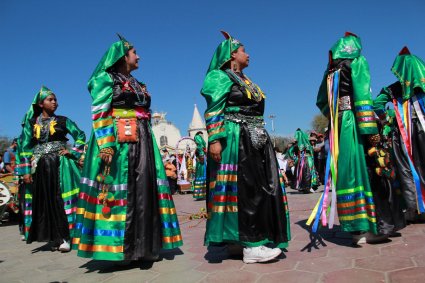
[232,46,250,69]
[39,94,58,114]
[125,48,140,71]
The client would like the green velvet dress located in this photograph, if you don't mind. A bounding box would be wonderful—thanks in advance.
[201,33,290,247]
[19,87,85,244]
[315,33,378,233]
[73,37,182,261]
[192,133,207,199]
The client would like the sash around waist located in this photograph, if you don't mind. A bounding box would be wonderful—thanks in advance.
[112,107,151,119]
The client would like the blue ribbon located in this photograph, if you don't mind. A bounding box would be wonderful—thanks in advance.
[312,147,332,232]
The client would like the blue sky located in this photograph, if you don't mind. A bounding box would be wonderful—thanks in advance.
[0,0,424,139]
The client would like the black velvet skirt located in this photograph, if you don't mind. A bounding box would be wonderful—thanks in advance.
[236,124,289,244]
[392,118,425,210]
[368,169,406,235]
[123,120,161,260]
[27,153,69,244]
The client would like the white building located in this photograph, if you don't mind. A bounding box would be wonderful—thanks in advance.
[151,104,207,154]
[187,104,207,144]
[151,112,182,152]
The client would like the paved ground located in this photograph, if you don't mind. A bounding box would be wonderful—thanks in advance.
[1,188,425,283]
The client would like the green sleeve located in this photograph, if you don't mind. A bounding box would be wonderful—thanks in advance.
[351,56,378,135]
[316,70,330,117]
[88,72,116,150]
[66,118,86,159]
[201,70,233,143]
[13,134,23,176]
[194,134,206,157]
[19,121,34,175]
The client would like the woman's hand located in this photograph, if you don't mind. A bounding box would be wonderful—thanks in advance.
[78,157,85,168]
[59,149,72,157]
[209,141,222,163]
[23,174,33,184]
[282,172,289,185]
[99,148,114,165]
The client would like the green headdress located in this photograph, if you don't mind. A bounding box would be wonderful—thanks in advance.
[88,34,135,150]
[207,31,242,73]
[194,132,206,148]
[21,86,55,125]
[330,32,362,60]
[294,128,314,153]
[88,34,133,93]
[391,46,425,100]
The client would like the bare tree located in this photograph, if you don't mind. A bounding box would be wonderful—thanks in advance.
[311,114,328,133]
[0,136,13,156]
[271,135,294,153]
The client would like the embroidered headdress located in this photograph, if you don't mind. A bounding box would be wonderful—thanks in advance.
[330,32,362,60]
[22,86,55,126]
[207,31,242,73]
[391,46,425,100]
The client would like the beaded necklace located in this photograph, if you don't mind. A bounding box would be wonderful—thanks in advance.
[225,69,265,102]
[116,72,148,105]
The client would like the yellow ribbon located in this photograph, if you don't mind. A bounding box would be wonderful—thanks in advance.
[245,89,252,99]
[33,124,41,139]
[49,120,57,135]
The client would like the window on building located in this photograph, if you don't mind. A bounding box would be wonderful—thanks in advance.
[160,136,168,147]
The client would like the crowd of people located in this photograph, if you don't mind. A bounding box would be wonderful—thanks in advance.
[275,130,326,194]
[0,31,424,265]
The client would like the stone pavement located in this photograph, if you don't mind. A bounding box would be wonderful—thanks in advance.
[1,188,425,283]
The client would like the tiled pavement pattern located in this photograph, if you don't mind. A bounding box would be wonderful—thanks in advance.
[1,188,425,283]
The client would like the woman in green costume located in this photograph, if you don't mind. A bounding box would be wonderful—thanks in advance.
[201,31,290,264]
[313,32,387,244]
[293,129,318,193]
[373,47,425,222]
[73,35,182,262]
[20,86,86,252]
[192,131,207,199]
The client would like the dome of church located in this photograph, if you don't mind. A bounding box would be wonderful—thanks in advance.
[151,112,182,151]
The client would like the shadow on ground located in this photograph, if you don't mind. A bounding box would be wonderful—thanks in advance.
[79,248,184,273]
[295,219,354,249]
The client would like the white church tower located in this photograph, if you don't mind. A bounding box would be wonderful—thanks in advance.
[188,104,207,143]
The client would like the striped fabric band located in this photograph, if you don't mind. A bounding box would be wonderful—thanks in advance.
[157,178,169,186]
[205,110,223,118]
[77,243,123,253]
[92,111,111,120]
[80,177,128,191]
[81,227,125,237]
[94,127,114,139]
[79,192,127,206]
[92,103,110,113]
[62,188,79,199]
[354,100,373,106]
[205,110,225,141]
[355,105,374,111]
[97,136,115,147]
[93,119,113,129]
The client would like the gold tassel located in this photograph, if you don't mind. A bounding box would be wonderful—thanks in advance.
[257,86,266,98]
[33,124,41,139]
[49,120,57,135]
[245,89,252,99]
